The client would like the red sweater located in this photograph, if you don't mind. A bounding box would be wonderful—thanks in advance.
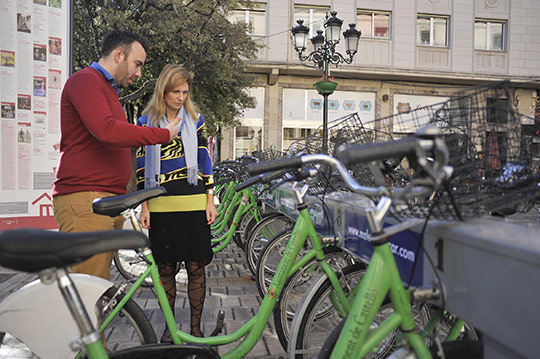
[52,67,170,196]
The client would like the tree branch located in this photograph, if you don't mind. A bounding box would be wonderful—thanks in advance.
[119,79,157,104]
[83,1,101,60]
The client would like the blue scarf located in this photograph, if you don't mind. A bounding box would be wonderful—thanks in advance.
[144,106,199,188]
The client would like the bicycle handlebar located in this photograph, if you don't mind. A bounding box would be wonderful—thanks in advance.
[246,157,303,176]
[234,168,291,192]
[234,174,262,192]
[335,137,418,166]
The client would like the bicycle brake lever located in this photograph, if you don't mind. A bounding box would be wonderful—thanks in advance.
[268,174,293,192]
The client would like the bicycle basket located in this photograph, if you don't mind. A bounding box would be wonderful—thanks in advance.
[376,81,540,220]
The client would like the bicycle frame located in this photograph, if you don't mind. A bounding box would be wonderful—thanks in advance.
[57,268,110,359]
[211,187,261,253]
[212,181,237,230]
[330,238,432,359]
[212,187,241,234]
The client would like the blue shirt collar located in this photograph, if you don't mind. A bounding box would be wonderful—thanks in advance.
[90,62,120,94]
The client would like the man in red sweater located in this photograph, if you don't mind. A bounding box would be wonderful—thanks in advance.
[52,30,179,280]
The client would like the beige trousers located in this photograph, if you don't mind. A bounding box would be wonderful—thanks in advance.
[52,191,124,280]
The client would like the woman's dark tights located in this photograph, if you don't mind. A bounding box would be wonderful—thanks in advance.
[158,261,206,337]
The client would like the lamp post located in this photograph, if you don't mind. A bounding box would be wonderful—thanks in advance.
[291,11,361,154]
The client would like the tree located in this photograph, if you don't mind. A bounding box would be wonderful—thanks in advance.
[72,0,260,136]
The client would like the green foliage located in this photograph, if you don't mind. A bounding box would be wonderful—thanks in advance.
[72,0,260,135]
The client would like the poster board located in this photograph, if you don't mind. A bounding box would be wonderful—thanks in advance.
[0,0,69,229]
[282,88,376,129]
[393,94,449,133]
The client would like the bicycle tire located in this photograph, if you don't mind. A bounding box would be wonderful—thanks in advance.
[113,250,181,287]
[99,286,157,351]
[292,275,436,359]
[288,263,366,359]
[232,206,268,250]
[245,214,294,275]
[233,210,252,249]
[317,321,482,359]
[240,210,270,248]
[315,315,345,359]
[273,248,358,351]
[0,287,157,357]
[255,227,301,297]
[216,184,227,204]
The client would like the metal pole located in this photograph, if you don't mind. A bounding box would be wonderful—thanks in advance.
[322,57,329,154]
[322,93,329,154]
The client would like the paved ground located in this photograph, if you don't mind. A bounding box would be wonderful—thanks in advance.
[0,206,538,358]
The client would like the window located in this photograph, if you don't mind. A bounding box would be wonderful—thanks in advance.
[417,15,449,47]
[294,5,329,37]
[231,3,266,36]
[235,87,264,156]
[357,10,391,38]
[487,98,509,124]
[235,126,262,157]
[283,127,317,151]
[447,97,472,127]
[475,19,505,51]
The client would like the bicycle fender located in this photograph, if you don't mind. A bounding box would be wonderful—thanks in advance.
[0,273,113,359]
[287,272,329,354]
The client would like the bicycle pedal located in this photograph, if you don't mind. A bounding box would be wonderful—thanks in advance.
[209,310,225,337]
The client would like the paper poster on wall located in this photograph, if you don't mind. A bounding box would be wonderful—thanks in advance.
[393,94,449,133]
[283,88,376,129]
[0,0,69,229]
[239,87,264,121]
[235,87,264,157]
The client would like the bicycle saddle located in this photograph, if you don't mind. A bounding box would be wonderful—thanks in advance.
[0,228,148,272]
[92,186,167,217]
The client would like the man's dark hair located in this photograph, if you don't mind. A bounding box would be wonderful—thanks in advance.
[100,30,149,58]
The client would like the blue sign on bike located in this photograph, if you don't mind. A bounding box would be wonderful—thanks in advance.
[341,211,423,286]
[270,187,334,235]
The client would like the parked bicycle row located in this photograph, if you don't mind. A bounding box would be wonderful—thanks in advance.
[0,81,538,358]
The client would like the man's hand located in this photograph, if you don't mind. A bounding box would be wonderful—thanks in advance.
[165,116,182,142]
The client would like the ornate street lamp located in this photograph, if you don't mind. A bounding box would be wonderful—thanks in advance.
[291,11,361,153]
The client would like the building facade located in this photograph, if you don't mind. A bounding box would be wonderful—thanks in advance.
[221,0,540,163]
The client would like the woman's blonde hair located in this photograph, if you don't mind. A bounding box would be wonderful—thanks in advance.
[143,64,199,126]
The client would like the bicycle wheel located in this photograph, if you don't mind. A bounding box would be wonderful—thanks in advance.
[290,267,431,359]
[422,305,479,346]
[317,320,482,359]
[287,264,366,359]
[232,205,267,250]
[274,249,358,350]
[245,214,294,275]
[114,250,181,287]
[316,315,346,359]
[0,286,157,357]
[99,286,157,351]
[255,227,307,297]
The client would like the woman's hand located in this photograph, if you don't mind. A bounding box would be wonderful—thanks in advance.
[206,197,218,225]
[139,202,150,229]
